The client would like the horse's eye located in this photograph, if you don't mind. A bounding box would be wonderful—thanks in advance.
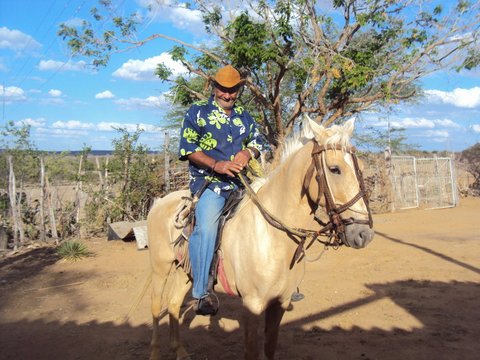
[329,166,341,175]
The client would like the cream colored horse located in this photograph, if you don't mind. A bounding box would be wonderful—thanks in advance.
[147,116,374,360]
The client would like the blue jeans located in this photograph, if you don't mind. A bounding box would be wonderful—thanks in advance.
[189,188,226,299]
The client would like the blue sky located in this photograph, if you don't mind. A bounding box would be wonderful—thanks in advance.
[1,0,479,152]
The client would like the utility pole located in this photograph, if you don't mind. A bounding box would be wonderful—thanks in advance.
[2,81,5,123]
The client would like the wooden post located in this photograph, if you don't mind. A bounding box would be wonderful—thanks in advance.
[164,131,170,193]
[7,155,24,249]
[104,156,109,184]
[75,153,83,238]
[39,156,46,242]
[96,156,104,187]
[384,146,395,212]
[45,174,59,244]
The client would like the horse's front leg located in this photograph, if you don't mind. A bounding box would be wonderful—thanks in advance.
[264,301,287,360]
[243,307,262,360]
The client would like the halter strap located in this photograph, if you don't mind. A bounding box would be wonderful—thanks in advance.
[302,141,373,237]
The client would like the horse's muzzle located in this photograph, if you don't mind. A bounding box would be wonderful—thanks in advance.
[343,223,375,249]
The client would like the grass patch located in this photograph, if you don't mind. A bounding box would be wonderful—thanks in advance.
[57,241,93,262]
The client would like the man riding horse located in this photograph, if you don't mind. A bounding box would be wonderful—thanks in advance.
[178,65,264,315]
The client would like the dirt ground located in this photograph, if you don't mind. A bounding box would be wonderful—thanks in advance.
[0,197,479,360]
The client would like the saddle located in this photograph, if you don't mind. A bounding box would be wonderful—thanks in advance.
[172,188,246,295]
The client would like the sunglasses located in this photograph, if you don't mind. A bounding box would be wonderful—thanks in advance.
[214,82,241,94]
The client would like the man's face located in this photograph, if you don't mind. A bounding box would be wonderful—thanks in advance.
[213,83,240,111]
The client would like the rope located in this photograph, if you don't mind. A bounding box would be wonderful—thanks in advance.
[237,172,318,239]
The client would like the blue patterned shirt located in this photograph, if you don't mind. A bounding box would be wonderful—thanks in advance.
[178,95,264,198]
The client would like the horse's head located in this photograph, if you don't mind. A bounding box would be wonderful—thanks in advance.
[300,116,374,249]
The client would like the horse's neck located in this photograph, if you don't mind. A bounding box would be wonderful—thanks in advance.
[256,142,316,229]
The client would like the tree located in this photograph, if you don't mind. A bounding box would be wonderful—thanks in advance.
[59,0,480,147]
[459,143,480,194]
[84,127,164,232]
[0,121,38,249]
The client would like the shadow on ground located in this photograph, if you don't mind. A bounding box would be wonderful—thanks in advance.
[0,277,478,360]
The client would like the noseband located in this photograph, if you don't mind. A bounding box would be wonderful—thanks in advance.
[302,141,373,242]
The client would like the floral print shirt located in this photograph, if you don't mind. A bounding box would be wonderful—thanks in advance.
[178,95,264,198]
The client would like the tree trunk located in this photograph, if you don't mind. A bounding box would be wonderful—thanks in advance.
[0,226,7,251]
[164,131,170,193]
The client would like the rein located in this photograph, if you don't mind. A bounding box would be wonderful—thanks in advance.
[238,140,373,265]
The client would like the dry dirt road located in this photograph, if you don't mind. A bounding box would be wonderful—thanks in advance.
[1,197,479,360]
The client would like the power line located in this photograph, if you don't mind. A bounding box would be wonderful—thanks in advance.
[8,0,58,85]
[13,0,78,89]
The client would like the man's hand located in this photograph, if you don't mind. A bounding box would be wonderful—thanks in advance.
[214,160,243,177]
[215,150,251,177]
[233,149,251,167]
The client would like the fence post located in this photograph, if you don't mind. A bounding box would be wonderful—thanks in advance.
[39,156,46,242]
[7,155,24,250]
[45,174,59,244]
[384,147,395,212]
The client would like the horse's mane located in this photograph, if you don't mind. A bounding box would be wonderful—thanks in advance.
[246,116,355,193]
[279,116,354,167]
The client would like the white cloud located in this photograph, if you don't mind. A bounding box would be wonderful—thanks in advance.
[95,90,115,99]
[97,122,162,133]
[0,27,41,53]
[472,124,480,133]
[36,127,89,138]
[38,59,87,72]
[426,129,450,138]
[48,89,62,97]
[114,95,169,109]
[52,120,94,130]
[433,119,461,128]
[113,53,187,81]
[426,87,480,108]
[0,85,26,102]
[410,129,451,142]
[40,97,65,106]
[15,117,46,127]
[138,0,204,34]
[49,120,162,134]
[62,18,85,27]
[391,117,435,129]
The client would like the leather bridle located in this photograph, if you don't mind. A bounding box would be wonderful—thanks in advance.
[238,139,373,265]
[302,141,373,239]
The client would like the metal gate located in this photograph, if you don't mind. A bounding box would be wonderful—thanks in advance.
[391,156,458,210]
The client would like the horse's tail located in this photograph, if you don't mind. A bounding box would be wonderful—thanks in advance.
[123,271,153,323]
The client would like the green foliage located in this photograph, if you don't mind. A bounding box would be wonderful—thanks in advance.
[203,6,222,33]
[83,127,164,233]
[0,121,39,189]
[57,241,93,262]
[459,143,480,191]
[225,13,272,69]
[58,0,480,147]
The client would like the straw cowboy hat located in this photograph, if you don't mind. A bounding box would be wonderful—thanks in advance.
[211,65,246,89]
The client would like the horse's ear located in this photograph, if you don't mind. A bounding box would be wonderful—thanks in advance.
[344,117,355,137]
[302,114,326,141]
